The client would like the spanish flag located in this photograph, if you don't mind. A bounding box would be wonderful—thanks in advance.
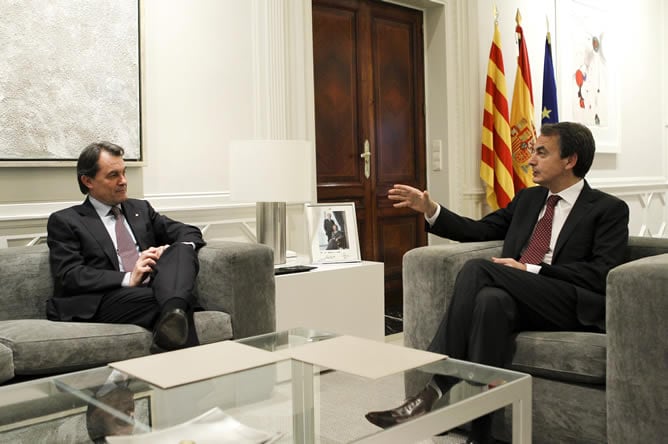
[480,18,514,210]
[510,9,536,191]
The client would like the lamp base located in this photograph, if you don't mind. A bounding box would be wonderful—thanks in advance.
[256,202,287,265]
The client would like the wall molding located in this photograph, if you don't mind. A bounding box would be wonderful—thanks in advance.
[0,192,239,222]
[586,176,668,194]
[2,176,666,223]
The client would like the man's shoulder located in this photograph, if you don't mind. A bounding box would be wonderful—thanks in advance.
[510,185,547,205]
[49,201,88,219]
[584,186,628,207]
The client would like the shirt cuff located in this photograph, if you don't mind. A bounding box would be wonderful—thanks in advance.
[525,264,541,274]
[121,272,131,287]
[425,205,441,226]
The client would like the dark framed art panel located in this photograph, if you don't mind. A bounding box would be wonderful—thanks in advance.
[0,0,142,166]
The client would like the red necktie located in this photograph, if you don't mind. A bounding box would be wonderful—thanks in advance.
[519,195,561,265]
[111,206,139,272]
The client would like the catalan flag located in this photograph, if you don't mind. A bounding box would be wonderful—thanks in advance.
[510,9,536,191]
[480,19,514,210]
[541,29,559,124]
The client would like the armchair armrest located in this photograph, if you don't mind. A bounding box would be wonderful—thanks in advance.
[195,240,275,339]
[606,253,668,443]
[403,241,503,351]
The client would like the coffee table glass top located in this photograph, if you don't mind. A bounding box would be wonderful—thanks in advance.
[1,328,530,443]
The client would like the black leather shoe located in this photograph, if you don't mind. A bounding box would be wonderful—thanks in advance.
[365,385,439,428]
[153,308,188,350]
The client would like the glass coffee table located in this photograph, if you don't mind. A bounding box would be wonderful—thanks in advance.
[0,328,531,443]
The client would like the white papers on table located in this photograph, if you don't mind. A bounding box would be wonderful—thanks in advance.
[276,335,446,379]
[106,407,283,444]
[110,341,287,389]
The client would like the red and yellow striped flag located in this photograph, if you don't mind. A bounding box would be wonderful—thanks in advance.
[510,9,536,191]
[480,19,514,210]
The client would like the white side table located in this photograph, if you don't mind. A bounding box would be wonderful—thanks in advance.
[274,261,385,341]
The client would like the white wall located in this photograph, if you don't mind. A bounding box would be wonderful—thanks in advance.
[447,0,668,237]
[1,0,667,248]
[141,0,255,197]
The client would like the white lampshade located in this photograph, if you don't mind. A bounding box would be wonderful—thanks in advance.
[229,140,315,203]
[228,139,315,265]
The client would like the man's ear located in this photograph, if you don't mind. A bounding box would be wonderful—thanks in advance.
[565,153,578,171]
[80,175,94,190]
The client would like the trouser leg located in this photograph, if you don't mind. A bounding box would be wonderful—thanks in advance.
[427,258,582,442]
[150,242,199,308]
[94,287,159,329]
[429,258,581,364]
[95,243,201,346]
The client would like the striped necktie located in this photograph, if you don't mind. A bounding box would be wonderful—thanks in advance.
[519,195,561,265]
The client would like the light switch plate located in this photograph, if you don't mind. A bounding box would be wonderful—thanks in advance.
[431,140,442,171]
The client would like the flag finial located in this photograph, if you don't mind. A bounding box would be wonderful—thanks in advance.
[546,15,551,44]
[494,4,499,25]
[515,8,522,25]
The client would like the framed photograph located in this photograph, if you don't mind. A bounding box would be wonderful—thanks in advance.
[0,0,141,165]
[305,203,361,264]
[555,0,620,153]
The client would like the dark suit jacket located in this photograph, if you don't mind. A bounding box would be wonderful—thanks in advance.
[323,218,335,239]
[429,181,629,328]
[46,197,205,321]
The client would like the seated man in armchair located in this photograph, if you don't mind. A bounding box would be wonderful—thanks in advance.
[47,142,205,352]
[365,122,629,444]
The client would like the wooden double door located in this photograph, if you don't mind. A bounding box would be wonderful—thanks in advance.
[312,0,427,311]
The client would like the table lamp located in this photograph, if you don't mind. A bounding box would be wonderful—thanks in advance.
[229,140,315,265]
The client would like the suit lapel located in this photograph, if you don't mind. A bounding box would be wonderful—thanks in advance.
[510,188,548,257]
[77,199,119,268]
[553,181,595,258]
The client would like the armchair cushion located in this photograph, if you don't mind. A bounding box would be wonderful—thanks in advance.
[0,343,13,383]
[0,313,234,376]
[511,331,605,384]
[0,320,151,375]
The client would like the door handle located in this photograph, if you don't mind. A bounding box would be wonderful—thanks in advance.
[360,139,371,179]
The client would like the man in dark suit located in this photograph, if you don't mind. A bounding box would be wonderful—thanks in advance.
[47,142,205,351]
[365,122,629,443]
[323,212,335,240]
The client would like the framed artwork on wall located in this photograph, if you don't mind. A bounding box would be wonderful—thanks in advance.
[305,202,361,264]
[0,0,141,166]
[555,0,620,153]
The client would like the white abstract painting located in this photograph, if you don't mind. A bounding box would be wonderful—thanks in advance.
[556,0,620,153]
[0,0,140,162]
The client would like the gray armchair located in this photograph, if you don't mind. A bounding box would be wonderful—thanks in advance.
[0,240,275,384]
[403,236,668,444]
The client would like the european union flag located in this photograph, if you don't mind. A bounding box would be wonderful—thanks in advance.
[541,33,559,124]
